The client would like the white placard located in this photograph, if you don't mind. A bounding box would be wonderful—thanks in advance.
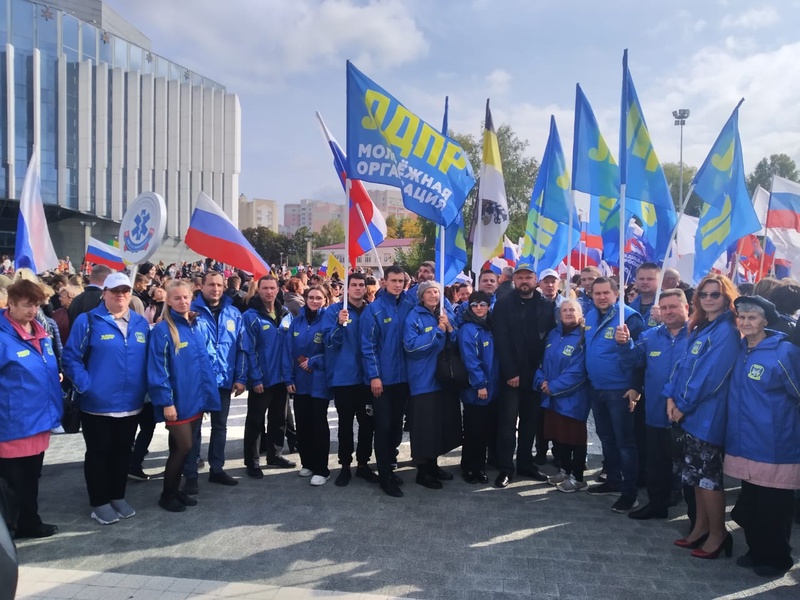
[119,192,167,264]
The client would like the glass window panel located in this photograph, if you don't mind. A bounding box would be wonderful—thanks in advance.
[0,0,9,44]
[10,0,34,51]
[36,5,57,56]
[129,45,142,72]
[82,23,96,61]
[98,31,112,65]
[156,55,167,78]
[62,14,79,50]
[114,37,128,69]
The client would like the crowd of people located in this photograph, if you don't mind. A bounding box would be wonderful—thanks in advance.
[1,257,799,579]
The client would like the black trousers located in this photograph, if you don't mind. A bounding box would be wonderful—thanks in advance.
[553,443,587,481]
[372,383,408,480]
[731,481,795,570]
[333,384,374,466]
[293,394,331,477]
[81,412,139,507]
[496,385,540,474]
[634,397,647,485]
[244,384,288,465]
[645,425,673,510]
[130,403,156,469]
[462,403,496,473]
[0,452,44,533]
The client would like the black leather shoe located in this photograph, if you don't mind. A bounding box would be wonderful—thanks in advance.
[355,465,380,483]
[462,470,478,484]
[182,477,199,496]
[208,471,239,486]
[14,523,58,539]
[246,464,264,479]
[753,564,792,578]
[380,480,403,497]
[534,453,547,466]
[390,472,403,486]
[335,467,352,487]
[267,456,297,469]
[432,465,453,481]
[159,495,186,512]
[628,503,668,520]
[517,467,548,482]
[736,554,757,569]
[495,473,512,488]
[476,471,489,484]
[416,469,443,489]
[175,491,198,506]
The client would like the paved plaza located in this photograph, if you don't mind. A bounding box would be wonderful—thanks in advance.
[12,395,800,599]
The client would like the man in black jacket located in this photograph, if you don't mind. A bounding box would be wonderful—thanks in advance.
[67,265,111,324]
[492,263,556,487]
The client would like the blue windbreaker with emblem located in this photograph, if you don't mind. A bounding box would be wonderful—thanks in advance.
[584,302,645,390]
[726,332,800,463]
[147,311,221,422]
[629,295,658,329]
[662,311,740,446]
[534,324,590,422]
[323,300,366,388]
[618,323,688,428]
[0,311,62,442]
[403,304,456,396]
[240,303,290,389]
[361,289,415,385]
[191,294,246,389]
[63,305,150,414]
[282,307,331,399]
[457,312,498,406]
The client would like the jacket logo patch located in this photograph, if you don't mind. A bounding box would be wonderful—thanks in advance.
[649,350,661,357]
[747,364,764,381]
[262,324,271,330]
[690,340,703,355]
[178,341,189,349]
[226,319,236,332]
[483,341,490,347]
[604,327,614,339]
[17,349,30,358]
[383,317,392,323]
[135,332,146,343]
[293,331,299,337]
[424,326,433,333]
[100,334,115,341]
[584,326,592,330]
[648,317,657,327]
[314,332,323,344]
[562,345,574,356]
[46,344,54,355]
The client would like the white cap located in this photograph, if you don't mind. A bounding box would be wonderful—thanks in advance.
[539,268,559,280]
[103,272,132,290]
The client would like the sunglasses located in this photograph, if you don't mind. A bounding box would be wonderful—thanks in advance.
[470,301,490,308]
[697,291,722,299]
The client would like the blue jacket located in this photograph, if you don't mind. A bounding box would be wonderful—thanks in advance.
[584,302,645,390]
[191,294,246,389]
[618,323,689,428]
[0,312,62,442]
[147,311,221,423]
[403,304,454,396]
[454,294,496,327]
[726,332,800,463]
[662,312,740,446]
[361,289,415,385]
[63,305,150,414]
[323,300,367,388]
[534,324,591,422]
[240,303,290,389]
[282,307,331,399]
[629,296,659,329]
[457,313,498,406]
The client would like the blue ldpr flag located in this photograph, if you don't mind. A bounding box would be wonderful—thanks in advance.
[692,100,760,284]
[537,116,574,225]
[346,61,475,227]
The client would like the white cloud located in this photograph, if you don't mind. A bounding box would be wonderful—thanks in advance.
[720,7,779,29]
[485,69,512,96]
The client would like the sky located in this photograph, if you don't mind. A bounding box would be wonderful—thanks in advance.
[105,0,800,220]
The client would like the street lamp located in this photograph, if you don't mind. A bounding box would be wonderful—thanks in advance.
[672,108,690,208]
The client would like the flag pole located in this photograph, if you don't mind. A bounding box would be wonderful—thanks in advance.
[565,190,574,298]
[342,178,351,317]
[353,203,384,279]
[653,182,695,304]
[439,225,446,313]
[758,176,775,282]
[619,185,627,326]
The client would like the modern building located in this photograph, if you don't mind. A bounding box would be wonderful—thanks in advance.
[238,194,278,232]
[314,238,417,272]
[367,188,415,220]
[283,198,344,235]
[0,0,241,263]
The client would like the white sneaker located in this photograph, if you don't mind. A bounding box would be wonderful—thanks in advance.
[547,470,569,486]
[298,468,313,477]
[557,477,588,493]
[51,425,65,434]
[309,475,329,486]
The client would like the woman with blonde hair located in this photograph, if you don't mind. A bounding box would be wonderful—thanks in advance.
[148,280,220,512]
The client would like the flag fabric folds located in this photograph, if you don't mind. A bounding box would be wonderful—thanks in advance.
[85,237,125,270]
[692,101,760,284]
[185,192,271,278]
[765,176,800,266]
[436,212,468,286]
[15,150,59,273]
[345,61,475,227]
[322,253,346,280]
[317,113,387,266]
[502,235,518,267]
[573,85,619,200]
[471,100,510,274]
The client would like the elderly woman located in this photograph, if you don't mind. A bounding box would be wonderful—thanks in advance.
[666,274,740,559]
[63,273,151,525]
[725,296,800,577]
[403,281,461,489]
[0,280,62,538]
[534,299,590,492]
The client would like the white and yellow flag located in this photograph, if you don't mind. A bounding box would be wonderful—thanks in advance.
[471,100,509,274]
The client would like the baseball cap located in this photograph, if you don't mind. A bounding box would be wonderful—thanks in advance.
[539,268,559,281]
[514,262,534,273]
[103,272,132,290]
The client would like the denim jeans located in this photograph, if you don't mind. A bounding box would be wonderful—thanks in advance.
[184,388,231,478]
[590,387,638,499]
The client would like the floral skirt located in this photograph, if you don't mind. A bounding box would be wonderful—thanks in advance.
[681,432,724,491]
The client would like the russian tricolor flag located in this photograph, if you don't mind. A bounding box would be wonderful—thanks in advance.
[85,237,125,270]
[185,192,270,278]
[15,150,59,273]
[317,113,387,266]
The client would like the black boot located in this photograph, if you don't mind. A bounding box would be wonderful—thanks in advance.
[416,461,443,489]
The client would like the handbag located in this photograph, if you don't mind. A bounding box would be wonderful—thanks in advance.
[436,337,470,389]
[61,388,81,434]
[667,424,686,460]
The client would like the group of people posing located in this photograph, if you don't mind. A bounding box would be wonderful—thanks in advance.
[1,258,799,579]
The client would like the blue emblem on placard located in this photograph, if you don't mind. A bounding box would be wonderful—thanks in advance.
[124,209,154,253]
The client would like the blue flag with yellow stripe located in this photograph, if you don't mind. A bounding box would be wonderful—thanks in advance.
[692,100,760,284]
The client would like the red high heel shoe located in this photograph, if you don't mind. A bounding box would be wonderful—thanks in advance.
[673,533,709,549]
[691,533,733,559]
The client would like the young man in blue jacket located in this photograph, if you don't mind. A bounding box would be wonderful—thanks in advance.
[616,288,690,521]
[583,276,645,513]
[361,265,414,498]
[183,272,246,494]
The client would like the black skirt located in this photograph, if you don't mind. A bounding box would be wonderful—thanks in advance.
[409,390,463,460]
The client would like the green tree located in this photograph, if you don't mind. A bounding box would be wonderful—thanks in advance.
[662,162,702,217]
[313,219,345,248]
[241,227,295,265]
[385,214,400,238]
[746,154,799,195]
